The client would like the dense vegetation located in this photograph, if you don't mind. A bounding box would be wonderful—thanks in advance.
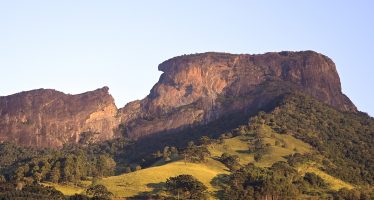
[0,138,130,184]
[165,174,208,199]
[221,161,374,200]
[1,91,374,199]
[0,182,65,200]
[257,92,374,185]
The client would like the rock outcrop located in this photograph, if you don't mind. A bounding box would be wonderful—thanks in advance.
[120,51,357,139]
[0,51,358,147]
[0,87,120,148]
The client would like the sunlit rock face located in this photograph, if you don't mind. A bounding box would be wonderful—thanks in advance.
[119,51,356,139]
[0,87,121,148]
[0,51,357,147]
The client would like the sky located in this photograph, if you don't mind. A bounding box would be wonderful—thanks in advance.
[0,1,373,116]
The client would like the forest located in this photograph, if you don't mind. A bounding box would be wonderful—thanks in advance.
[1,92,374,199]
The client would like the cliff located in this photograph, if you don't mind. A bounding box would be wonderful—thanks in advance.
[0,87,120,147]
[0,51,358,147]
[120,51,357,139]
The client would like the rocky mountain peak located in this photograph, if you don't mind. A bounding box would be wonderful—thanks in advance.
[0,87,120,148]
[0,51,358,147]
[120,51,356,139]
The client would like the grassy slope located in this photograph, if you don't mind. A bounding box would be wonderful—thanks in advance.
[47,125,353,198]
[297,165,353,190]
[209,125,313,167]
[98,159,228,198]
[42,181,90,196]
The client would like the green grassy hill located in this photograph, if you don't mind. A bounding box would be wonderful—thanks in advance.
[47,124,354,199]
[98,159,228,198]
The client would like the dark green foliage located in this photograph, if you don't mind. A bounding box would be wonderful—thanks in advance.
[0,142,39,179]
[0,182,65,200]
[86,184,112,200]
[221,162,302,200]
[182,142,210,163]
[248,137,270,162]
[198,136,213,145]
[0,142,118,184]
[262,92,374,185]
[218,153,241,171]
[304,172,329,189]
[127,193,174,200]
[285,153,318,167]
[165,174,208,200]
[331,188,374,200]
[69,194,91,200]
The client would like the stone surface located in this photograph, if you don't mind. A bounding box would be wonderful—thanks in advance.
[0,51,358,147]
[119,51,357,139]
[0,87,120,147]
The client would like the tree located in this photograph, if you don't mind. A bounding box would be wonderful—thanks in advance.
[183,142,210,163]
[62,155,75,182]
[304,172,329,189]
[199,136,212,145]
[49,162,61,183]
[86,184,113,199]
[163,146,171,162]
[219,153,241,171]
[96,154,116,177]
[165,174,208,199]
[69,194,91,200]
[222,163,301,200]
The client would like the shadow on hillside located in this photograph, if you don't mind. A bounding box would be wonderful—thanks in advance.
[210,173,230,199]
[236,149,250,154]
[126,182,166,200]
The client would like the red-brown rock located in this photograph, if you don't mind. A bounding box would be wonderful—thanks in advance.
[119,51,357,139]
[0,87,120,147]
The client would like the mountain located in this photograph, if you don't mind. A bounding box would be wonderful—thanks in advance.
[1,51,373,199]
[119,51,357,139]
[0,87,120,147]
[0,51,358,148]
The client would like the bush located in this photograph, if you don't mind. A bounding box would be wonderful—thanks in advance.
[219,153,241,171]
[304,172,329,189]
[222,163,301,200]
[86,184,112,199]
[182,142,210,163]
[165,174,208,199]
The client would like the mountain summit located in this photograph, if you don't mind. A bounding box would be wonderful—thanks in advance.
[0,86,120,147]
[119,51,356,139]
[0,51,357,147]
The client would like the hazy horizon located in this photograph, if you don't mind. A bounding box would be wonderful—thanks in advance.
[1,1,373,116]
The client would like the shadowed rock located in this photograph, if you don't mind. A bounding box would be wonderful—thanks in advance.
[0,86,120,147]
[0,51,357,147]
[119,51,356,139]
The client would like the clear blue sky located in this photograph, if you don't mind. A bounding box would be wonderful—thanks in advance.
[1,1,373,116]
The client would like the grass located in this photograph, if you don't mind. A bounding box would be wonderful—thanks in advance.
[208,125,313,167]
[297,165,354,190]
[47,125,353,198]
[42,182,85,196]
[97,159,228,198]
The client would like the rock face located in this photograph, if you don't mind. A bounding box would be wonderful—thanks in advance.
[120,51,357,139]
[0,87,120,148]
[0,51,358,147]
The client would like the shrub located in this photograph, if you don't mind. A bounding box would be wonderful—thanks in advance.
[165,174,208,199]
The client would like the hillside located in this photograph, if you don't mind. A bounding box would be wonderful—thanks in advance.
[120,51,357,140]
[43,122,355,199]
[261,92,374,185]
[0,51,357,148]
[0,52,373,199]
